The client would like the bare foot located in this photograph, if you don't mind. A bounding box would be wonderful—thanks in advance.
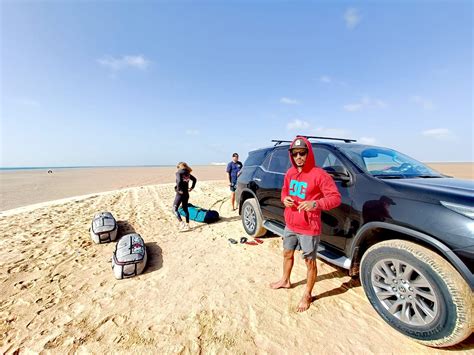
[296,294,313,312]
[270,279,291,289]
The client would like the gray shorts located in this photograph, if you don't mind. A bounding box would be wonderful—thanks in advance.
[283,227,320,260]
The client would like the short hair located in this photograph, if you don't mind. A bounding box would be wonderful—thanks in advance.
[232,153,239,157]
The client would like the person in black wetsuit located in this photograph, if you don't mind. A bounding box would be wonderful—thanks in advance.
[173,162,197,231]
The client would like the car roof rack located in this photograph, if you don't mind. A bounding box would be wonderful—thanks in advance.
[271,140,292,146]
[301,135,357,143]
[271,136,356,146]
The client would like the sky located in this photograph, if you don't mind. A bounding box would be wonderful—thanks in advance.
[1,1,472,167]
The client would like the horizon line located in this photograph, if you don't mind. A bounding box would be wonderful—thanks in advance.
[1,161,473,171]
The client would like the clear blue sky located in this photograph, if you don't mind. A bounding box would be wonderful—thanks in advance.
[1,1,472,167]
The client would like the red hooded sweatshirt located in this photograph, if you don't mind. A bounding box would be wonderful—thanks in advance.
[281,136,342,236]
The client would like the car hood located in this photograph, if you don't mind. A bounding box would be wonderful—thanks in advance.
[384,178,474,204]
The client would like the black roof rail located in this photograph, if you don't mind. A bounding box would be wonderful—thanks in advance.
[271,136,356,146]
[271,140,292,146]
[297,135,357,143]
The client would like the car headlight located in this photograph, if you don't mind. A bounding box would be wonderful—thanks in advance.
[441,201,474,219]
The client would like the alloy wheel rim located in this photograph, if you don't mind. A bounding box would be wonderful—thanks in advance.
[243,205,256,232]
[371,258,439,326]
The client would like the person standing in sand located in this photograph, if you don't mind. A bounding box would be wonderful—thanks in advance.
[226,153,243,210]
[173,162,197,231]
[270,136,341,312]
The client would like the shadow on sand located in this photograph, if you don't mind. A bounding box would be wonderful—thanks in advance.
[117,220,137,235]
[143,241,163,274]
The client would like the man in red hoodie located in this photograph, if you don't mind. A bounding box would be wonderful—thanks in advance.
[270,136,342,312]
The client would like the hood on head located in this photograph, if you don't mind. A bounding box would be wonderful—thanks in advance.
[288,136,315,172]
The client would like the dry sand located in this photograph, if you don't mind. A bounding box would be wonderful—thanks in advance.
[427,162,474,180]
[1,180,473,354]
[0,166,225,211]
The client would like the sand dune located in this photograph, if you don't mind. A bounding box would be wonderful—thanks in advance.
[1,181,472,353]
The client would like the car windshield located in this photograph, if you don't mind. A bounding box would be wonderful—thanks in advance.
[339,146,443,178]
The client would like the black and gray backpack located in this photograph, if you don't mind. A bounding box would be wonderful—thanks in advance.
[90,212,118,244]
[112,233,148,279]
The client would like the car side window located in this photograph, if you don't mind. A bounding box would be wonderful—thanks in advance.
[245,149,269,166]
[314,147,345,170]
[268,148,291,173]
[261,152,271,170]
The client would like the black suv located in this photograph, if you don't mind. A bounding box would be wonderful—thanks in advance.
[236,136,473,347]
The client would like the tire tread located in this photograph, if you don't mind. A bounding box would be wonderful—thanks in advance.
[361,239,473,347]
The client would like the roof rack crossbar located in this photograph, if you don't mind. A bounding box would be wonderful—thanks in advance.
[271,136,356,146]
[297,135,357,143]
[271,140,292,146]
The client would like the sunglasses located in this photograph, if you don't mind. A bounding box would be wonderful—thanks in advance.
[291,150,307,157]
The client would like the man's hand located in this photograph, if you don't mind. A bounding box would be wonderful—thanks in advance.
[283,196,295,208]
[297,200,317,212]
[188,188,193,192]
[178,190,184,195]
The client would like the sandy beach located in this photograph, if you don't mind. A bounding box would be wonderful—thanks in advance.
[0,166,225,211]
[3,0,472,352]
[1,163,472,212]
[1,164,473,353]
[426,162,474,180]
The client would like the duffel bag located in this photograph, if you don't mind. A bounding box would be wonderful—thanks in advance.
[178,203,220,223]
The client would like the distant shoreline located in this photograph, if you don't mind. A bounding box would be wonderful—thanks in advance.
[0,164,227,172]
[0,165,227,211]
[1,163,472,211]
[424,161,474,164]
[1,161,473,172]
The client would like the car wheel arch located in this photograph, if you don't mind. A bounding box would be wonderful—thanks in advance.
[238,188,263,216]
[349,222,473,289]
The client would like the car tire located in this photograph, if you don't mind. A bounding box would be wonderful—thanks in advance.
[360,239,473,347]
[241,198,267,237]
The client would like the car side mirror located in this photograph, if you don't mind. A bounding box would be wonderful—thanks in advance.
[323,166,351,182]
[335,174,351,183]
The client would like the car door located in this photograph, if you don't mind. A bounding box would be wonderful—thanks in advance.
[314,146,355,251]
[255,148,289,224]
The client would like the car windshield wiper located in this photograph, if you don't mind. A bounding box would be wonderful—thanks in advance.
[414,175,443,178]
[372,174,405,179]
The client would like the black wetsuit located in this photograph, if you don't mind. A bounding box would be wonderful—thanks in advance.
[173,169,197,223]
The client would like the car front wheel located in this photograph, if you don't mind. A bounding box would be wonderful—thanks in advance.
[360,239,473,347]
[241,198,266,237]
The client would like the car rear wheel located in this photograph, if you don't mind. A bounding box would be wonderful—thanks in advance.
[241,198,266,237]
[360,239,473,347]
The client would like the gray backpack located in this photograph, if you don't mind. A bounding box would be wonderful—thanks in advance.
[90,212,118,244]
[112,233,148,279]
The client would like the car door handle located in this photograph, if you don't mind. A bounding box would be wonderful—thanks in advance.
[253,177,262,182]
